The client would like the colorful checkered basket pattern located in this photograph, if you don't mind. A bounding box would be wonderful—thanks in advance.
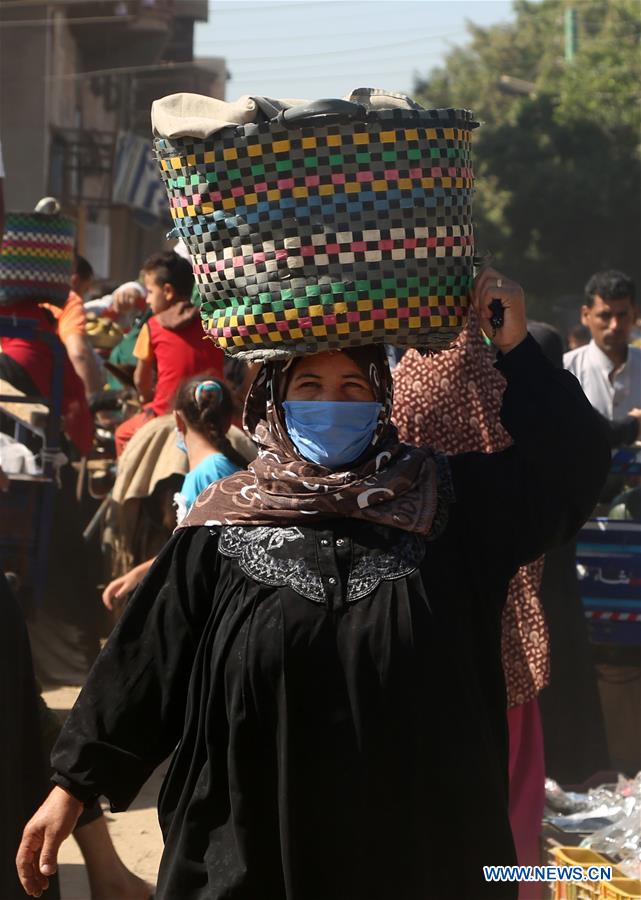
[155,104,478,360]
[0,212,76,308]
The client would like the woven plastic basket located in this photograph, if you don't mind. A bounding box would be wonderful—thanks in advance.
[0,211,75,308]
[154,98,478,360]
[553,848,623,900]
[600,880,641,900]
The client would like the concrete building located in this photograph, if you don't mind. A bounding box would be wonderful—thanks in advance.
[0,0,226,281]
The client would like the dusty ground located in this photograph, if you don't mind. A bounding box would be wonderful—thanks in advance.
[42,686,165,900]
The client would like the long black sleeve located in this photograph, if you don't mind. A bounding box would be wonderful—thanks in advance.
[449,335,610,576]
[51,526,219,811]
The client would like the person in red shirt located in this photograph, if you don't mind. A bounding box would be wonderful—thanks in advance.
[114,251,222,456]
[0,301,94,457]
[1,249,99,456]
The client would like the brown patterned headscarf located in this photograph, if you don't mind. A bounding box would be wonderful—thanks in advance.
[181,344,442,535]
[393,311,549,708]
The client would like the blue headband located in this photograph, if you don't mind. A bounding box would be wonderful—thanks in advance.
[194,380,222,407]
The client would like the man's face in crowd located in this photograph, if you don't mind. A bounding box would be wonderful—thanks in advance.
[581,295,636,356]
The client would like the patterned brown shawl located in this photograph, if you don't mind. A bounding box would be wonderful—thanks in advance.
[392,311,549,707]
[181,345,441,535]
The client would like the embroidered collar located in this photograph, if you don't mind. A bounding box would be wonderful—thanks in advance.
[218,524,427,605]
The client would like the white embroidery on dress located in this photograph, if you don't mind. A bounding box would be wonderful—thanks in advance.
[219,525,325,602]
[346,533,425,601]
[219,525,425,604]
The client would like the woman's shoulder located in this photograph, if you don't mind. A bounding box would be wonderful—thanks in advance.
[164,524,224,584]
[169,521,222,551]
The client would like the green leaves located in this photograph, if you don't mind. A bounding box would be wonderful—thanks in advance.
[414,0,641,322]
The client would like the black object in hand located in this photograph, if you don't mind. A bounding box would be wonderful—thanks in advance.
[489,298,505,335]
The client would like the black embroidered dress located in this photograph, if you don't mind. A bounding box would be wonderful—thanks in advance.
[51,338,609,900]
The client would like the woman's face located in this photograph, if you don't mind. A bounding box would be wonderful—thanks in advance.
[285,351,375,402]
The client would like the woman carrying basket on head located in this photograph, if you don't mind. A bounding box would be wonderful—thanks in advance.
[17,91,609,900]
[16,272,609,899]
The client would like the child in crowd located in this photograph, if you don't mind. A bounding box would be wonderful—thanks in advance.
[103,375,245,609]
[173,376,246,520]
[114,251,223,456]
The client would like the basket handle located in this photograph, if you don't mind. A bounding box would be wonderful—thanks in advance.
[277,99,367,129]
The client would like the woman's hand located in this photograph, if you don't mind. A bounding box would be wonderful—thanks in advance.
[471,267,528,354]
[16,786,84,896]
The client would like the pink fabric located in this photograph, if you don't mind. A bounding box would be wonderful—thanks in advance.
[508,699,545,900]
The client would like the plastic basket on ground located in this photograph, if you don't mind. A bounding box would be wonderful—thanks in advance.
[0,210,75,308]
[553,848,622,900]
[153,91,479,361]
[600,880,641,900]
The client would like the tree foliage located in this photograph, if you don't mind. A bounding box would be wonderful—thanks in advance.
[414,0,641,325]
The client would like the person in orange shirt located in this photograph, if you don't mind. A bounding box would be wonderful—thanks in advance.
[42,256,104,397]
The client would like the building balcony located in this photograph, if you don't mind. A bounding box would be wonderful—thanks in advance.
[67,0,175,70]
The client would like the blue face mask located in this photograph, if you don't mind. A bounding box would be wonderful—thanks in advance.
[282,401,382,469]
[175,428,187,454]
